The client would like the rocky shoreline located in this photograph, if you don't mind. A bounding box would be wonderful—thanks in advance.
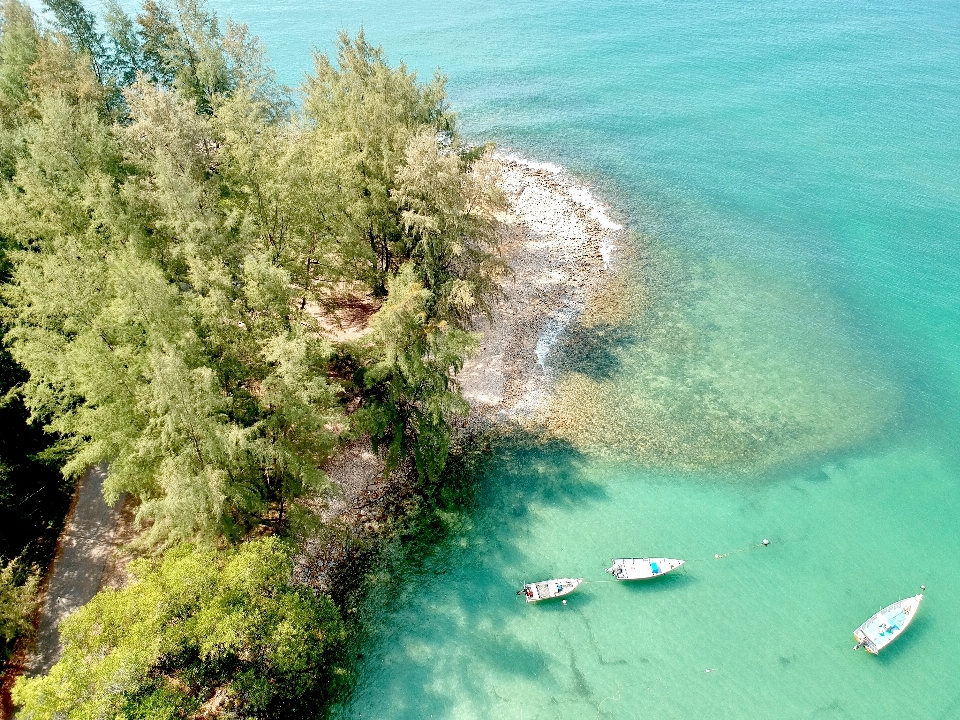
[294,153,626,593]
[458,152,625,423]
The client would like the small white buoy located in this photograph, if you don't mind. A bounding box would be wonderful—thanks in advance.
[762,539,770,546]
[562,599,567,605]
[921,585,926,591]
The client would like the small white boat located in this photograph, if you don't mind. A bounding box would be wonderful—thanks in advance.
[517,578,583,603]
[606,558,684,580]
[854,594,923,654]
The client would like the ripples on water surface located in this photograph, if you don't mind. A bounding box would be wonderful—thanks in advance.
[118,0,960,716]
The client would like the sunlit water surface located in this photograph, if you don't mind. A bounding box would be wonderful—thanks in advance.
[108,0,960,716]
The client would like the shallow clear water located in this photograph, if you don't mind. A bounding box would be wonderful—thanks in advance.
[127,0,960,715]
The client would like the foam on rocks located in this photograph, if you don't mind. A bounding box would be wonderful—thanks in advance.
[458,151,626,426]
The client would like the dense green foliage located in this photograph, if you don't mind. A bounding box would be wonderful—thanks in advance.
[0,560,39,655]
[0,0,81,538]
[12,538,345,718]
[1,0,504,712]
[0,0,77,660]
[0,0,503,547]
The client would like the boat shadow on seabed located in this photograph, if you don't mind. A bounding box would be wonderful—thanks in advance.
[613,570,694,595]
[868,614,930,665]
[524,589,601,614]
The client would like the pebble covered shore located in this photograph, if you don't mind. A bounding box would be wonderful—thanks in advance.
[458,152,625,423]
[294,154,627,592]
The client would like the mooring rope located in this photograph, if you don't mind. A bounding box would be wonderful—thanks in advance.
[687,538,772,562]
[582,542,768,584]
[518,539,784,594]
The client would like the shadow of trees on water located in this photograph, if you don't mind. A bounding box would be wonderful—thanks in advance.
[328,431,610,720]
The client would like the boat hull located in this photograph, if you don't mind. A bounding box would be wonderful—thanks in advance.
[606,558,684,580]
[853,594,923,654]
[520,578,583,602]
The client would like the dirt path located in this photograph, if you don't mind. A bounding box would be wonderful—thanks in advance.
[24,464,123,676]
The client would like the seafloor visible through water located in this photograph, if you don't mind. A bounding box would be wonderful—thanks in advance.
[114,0,960,716]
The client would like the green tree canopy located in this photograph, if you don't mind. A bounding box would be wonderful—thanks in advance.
[0,3,509,713]
[0,1,503,545]
[0,560,39,661]
[12,538,345,718]
[41,0,105,80]
[300,30,455,295]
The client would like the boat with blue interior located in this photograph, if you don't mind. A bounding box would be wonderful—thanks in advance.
[853,593,923,654]
[606,557,684,580]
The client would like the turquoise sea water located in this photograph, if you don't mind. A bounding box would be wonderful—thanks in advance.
[129,0,960,716]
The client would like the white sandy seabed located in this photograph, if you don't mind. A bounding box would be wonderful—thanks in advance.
[458,151,626,423]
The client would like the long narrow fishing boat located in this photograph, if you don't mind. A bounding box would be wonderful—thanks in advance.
[606,558,684,580]
[853,593,923,654]
[517,578,583,602]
